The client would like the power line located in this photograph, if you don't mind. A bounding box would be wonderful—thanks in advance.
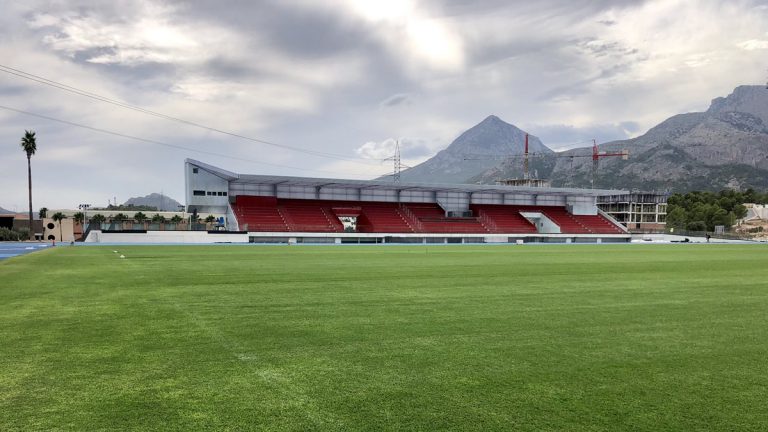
[0,104,387,178]
[0,63,382,165]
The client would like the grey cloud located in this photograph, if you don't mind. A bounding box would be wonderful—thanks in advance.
[174,1,379,59]
[380,93,413,108]
[430,0,648,18]
[527,122,639,150]
[539,63,634,101]
[574,37,640,58]
[400,138,435,159]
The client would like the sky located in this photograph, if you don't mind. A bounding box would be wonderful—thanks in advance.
[1,0,767,210]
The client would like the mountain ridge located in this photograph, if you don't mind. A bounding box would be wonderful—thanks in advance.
[123,193,182,212]
[408,85,768,192]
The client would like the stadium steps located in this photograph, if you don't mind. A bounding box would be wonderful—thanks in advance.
[471,205,538,234]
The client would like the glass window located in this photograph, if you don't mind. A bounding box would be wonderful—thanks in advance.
[193,190,205,196]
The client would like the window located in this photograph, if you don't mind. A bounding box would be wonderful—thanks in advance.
[207,191,214,196]
[193,190,205,196]
[217,191,228,196]
[192,167,198,174]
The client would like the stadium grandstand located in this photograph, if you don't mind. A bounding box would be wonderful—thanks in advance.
[185,159,631,244]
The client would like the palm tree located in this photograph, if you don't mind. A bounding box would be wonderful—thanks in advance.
[151,213,166,223]
[73,212,84,239]
[91,213,106,229]
[52,212,66,242]
[112,213,127,230]
[205,214,217,228]
[39,207,48,219]
[134,212,147,229]
[20,130,37,240]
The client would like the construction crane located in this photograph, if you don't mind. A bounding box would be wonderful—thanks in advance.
[585,139,629,188]
[463,134,629,188]
[463,134,550,180]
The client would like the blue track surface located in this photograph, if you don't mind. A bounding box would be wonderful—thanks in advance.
[0,243,52,260]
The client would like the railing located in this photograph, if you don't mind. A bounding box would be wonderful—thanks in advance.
[597,209,630,233]
[398,204,423,231]
[476,210,499,232]
[276,207,294,231]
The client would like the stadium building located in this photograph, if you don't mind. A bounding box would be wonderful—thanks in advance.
[181,159,631,244]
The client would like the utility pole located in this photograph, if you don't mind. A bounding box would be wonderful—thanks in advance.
[383,139,409,182]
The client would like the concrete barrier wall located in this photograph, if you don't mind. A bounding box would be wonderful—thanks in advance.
[86,230,249,243]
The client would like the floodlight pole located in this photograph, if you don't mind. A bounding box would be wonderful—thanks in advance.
[78,203,91,231]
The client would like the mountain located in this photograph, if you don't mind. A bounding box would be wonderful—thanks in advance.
[123,193,182,211]
[396,115,553,183]
[544,85,768,191]
[413,86,768,192]
[0,207,14,214]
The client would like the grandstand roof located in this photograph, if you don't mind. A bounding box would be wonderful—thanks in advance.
[187,158,628,197]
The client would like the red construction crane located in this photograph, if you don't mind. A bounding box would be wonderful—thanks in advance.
[588,139,629,188]
[463,134,629,187]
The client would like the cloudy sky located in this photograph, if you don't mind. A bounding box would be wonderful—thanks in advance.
[1,0,767,210]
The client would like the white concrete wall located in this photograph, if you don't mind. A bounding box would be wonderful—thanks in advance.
[186,162,230,211]
[567,195,598,215]
[520,212,561,234]
[86,230,249,243]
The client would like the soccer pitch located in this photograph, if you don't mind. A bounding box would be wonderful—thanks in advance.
[1,244,767,431]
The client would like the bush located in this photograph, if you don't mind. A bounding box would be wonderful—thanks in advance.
[0,227,23,241]
[15,227,30,240]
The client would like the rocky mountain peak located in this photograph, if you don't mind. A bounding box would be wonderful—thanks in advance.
[395,115,553,183]
[446,115,551,155]
[707,85,768,125]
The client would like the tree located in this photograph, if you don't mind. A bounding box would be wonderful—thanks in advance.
[665,207,687,229]
[151,213,166,223]
[73,212,85,226]
[20,130,37,240]
[205,215,217,223]
[170,215,183,224]
[91,213,106,228]
[52,212,66,241]
[112,213,127,229]
[733,204,748,220]
[134,212,147,228]
[39,207,48,219]
[686,220,707,232]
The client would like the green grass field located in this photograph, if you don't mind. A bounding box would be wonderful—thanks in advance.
[1,244,767,431]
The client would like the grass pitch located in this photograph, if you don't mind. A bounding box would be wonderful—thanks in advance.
[1,244,768,431]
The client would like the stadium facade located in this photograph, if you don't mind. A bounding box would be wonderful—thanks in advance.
[184,159,631,244]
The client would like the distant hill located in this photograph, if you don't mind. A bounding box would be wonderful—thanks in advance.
[0,206,14,214]
[407,86,768,192]
[123,193,182,211]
